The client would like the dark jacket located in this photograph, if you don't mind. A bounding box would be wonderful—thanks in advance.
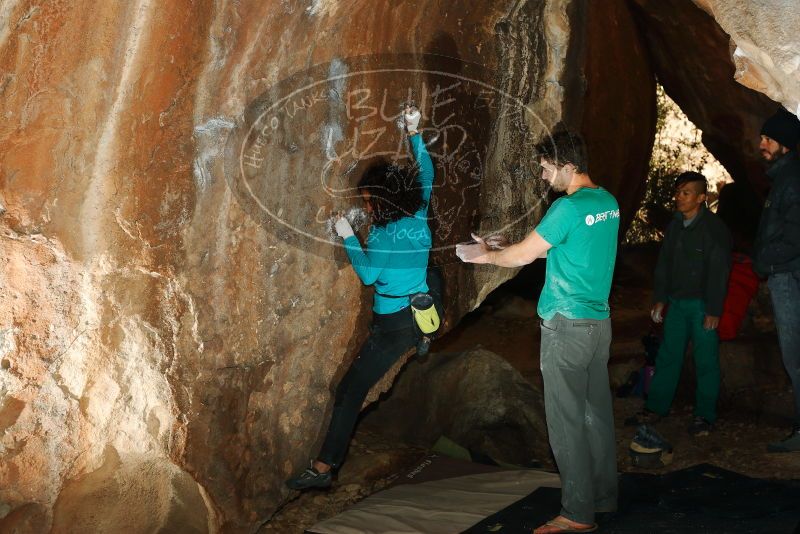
[654,205,732,316]
[753,151,800,276]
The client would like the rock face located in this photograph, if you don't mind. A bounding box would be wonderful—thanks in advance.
[0,1,649,531]
[693,0,800,118]
[0,1,793,531]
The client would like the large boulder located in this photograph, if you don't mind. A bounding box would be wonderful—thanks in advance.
[0,1,655,530]
[0,0,793,530]
[362,348,550,466]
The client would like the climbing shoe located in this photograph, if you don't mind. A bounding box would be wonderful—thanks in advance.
[285,463,332,490]
[687,416,713,437]
[767,426,800,453]
[416,335,432,358]
[624,408,661,427]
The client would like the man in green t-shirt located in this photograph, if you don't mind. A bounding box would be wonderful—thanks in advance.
[457,131,619,534]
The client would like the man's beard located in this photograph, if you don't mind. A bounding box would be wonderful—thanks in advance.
[761,147,785,164]
[550,173,571,192]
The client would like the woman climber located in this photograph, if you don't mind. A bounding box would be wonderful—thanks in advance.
[286,104,436,490]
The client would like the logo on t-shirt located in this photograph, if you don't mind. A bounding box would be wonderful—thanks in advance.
[585,209,620,226]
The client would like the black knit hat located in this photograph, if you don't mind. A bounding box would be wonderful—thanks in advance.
[761,109,800,150]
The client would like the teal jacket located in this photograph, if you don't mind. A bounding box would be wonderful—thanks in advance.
[343,134,434,314]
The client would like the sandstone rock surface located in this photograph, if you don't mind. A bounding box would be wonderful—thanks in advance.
[694,0,800,118]
[0,0,793,531]
[0,1,628,530]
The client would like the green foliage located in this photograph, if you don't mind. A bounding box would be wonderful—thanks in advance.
[625,85,713,244]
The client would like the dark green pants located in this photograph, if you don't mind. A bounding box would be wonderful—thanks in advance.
[646,299,720,422]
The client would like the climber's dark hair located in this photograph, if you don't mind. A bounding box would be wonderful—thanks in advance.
[357,160,425,227]
[534,130,589,174]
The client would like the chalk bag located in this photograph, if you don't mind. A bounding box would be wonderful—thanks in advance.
[410,293,440,334]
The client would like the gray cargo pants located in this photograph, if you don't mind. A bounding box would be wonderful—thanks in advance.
[540,313,618,525]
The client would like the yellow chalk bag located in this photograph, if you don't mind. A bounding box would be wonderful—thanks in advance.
[410,293,441,334]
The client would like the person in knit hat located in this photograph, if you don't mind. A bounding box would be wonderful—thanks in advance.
[754,107,800,452]
[760,108,800,155]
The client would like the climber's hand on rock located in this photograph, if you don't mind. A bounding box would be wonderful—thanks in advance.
[405,107,421,134]
[334,216,355,239]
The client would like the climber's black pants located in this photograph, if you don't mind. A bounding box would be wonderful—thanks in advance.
[317,308,418,468]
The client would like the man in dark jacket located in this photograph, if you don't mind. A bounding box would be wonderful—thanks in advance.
[754,108,800,453]
[633,172,732,436]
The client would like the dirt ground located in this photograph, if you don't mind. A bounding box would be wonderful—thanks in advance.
[265,245,800,532]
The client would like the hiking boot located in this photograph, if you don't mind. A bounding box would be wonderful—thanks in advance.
[285,463,332,490]
[624,409,661,426]
[767,426,800,453]
[687,416,713,437]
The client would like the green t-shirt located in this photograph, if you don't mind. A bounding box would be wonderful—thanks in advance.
[535,187,620,320]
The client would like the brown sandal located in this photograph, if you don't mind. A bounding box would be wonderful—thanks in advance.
[532,516,598,533]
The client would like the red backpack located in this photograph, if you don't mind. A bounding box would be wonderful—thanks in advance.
[718,253,760,341]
